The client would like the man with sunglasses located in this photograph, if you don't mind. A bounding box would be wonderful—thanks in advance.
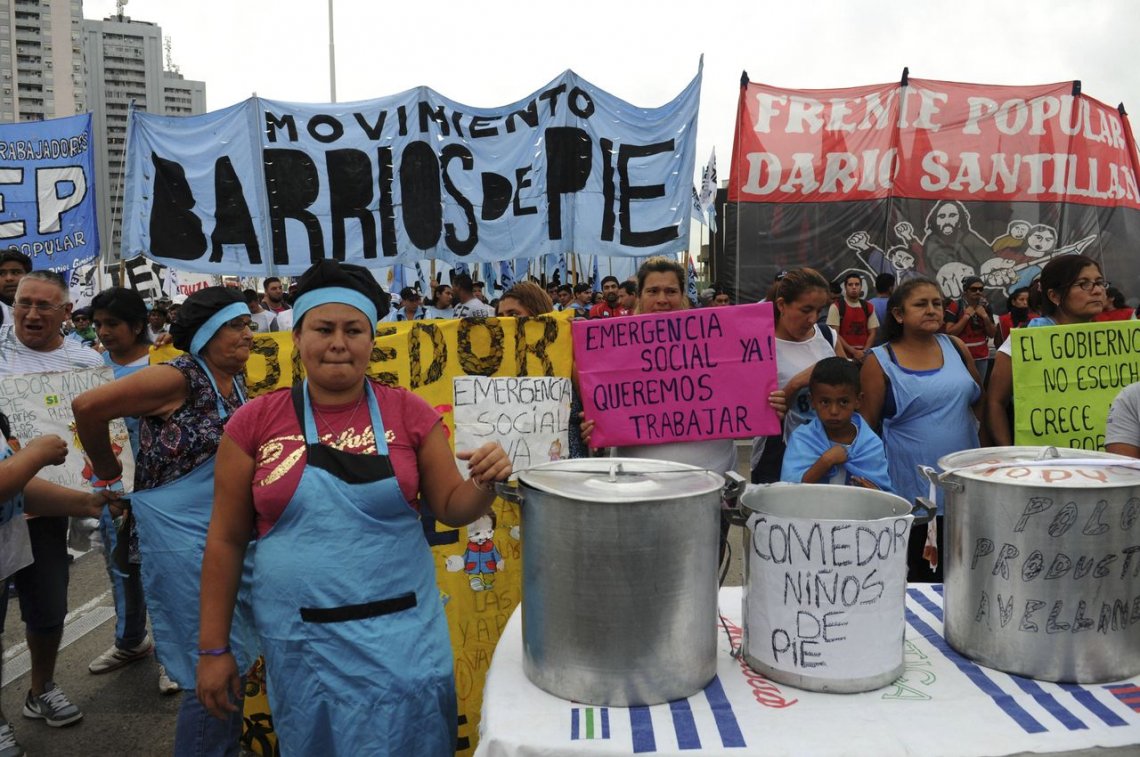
[0,271,103,731]
[944,274,996,382]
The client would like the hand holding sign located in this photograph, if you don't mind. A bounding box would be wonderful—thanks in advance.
[573,303,781,448]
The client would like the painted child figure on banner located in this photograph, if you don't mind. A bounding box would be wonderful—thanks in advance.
[446,512,504,592]
[780,358,892,491]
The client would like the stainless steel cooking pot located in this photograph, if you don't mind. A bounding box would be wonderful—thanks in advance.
[739,483,930,693]
[927,446,1140,683]
[497,458,744,706]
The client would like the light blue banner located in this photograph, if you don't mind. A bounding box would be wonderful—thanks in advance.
[0,113,99,271]
[122,68,701,276]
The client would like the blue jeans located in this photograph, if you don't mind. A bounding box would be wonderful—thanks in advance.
[97,511,148,648]
[174,690,244,757]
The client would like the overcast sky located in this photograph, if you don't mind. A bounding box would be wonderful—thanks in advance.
[87,0,1140,182]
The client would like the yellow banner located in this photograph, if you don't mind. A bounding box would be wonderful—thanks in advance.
[1010,320,1140,450]
[158,312,573,755]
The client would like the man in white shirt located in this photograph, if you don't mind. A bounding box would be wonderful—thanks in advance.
[0,271,102,729]
[452,273,494,318]
[244,289,276,333]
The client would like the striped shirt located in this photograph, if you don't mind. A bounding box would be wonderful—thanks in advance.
[0,324,103,375]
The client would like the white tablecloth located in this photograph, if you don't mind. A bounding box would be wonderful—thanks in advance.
[476,585,1140,756]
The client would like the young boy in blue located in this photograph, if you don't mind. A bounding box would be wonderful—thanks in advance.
[780,357,893,491]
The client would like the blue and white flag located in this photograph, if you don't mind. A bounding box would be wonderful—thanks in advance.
[690,185,707,227]
[415,261,432,295]
[499,259,516,291]
[699,148,719,233]
[0,113,99,271]
[391,264,407,294]
[122,68,702,276]
[589,255,600,291]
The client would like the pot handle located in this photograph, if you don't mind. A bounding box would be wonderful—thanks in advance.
[494,479,523,506]
[918,464,963,493]
[722,471,747,505]
[910,498,935,525]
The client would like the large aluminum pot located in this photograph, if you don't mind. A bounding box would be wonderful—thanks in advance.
[739,483,930,693]
[497,458,744,706]
[929,447,1140,683]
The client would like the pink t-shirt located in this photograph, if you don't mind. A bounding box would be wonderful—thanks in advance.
[224,381,442,537]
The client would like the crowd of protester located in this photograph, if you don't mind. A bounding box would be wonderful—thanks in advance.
[0,242,1136,754]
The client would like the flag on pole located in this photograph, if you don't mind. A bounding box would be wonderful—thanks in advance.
[499,259,516,291]
[690,185,707,227]
[686,255,699,306]
[698,148,718,233]
[391,264,407,295]
[589,256,600,291]
[453,261,470,277]
[415,262,432,296]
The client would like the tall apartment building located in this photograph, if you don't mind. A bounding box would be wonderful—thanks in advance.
[82,13,205,259]
[0,0,85,122]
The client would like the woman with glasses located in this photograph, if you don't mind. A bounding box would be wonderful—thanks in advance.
[73,287,257,757]
[986,254,1106,447]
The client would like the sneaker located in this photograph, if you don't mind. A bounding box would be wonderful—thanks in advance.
[0,721,25,757]
[88,634,153,674]
[22,682,83,727]
[157,665,181,695]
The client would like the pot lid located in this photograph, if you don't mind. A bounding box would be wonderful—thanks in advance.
[516,457,725,503]
[937,446,1140,488]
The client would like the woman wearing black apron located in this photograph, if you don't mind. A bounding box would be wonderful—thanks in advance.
[196,260,511,755]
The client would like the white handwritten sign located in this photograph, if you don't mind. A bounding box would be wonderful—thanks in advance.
[0,367,134,492]
[745,511,908,680]
[452,376,571,474]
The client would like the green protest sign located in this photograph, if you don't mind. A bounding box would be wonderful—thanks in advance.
[1011,321,1140,450]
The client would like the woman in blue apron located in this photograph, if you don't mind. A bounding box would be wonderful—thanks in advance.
[83,287,172,687]
[1,412,123,756]
[196,260,512,756]
[74,286,259,757]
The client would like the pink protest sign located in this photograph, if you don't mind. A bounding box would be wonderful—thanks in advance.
[572,303,780,448]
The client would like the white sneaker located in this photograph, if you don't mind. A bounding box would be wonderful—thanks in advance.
[88,634,153,674]
[157,665,181,695]
[0,720,25,757]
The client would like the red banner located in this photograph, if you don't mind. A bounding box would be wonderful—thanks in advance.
[729,78,1140,210]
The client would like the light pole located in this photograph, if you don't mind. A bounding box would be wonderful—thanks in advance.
[328,0,337,102]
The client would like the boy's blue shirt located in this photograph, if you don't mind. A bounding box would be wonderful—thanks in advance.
[780,413,893,492]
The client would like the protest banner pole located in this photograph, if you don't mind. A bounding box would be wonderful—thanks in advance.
[327,0,337,103]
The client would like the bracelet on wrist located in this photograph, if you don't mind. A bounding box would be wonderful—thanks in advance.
[198,646,232,656]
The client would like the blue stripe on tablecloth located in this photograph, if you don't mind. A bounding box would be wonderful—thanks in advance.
[1007,675,1087,731]
[630,706,656,753]
[571,707,579,740]
[905,606,1046,733]
[669,698,701,750]
[602,707,610,739]
[703,675,746,748]
[1056,684,1128,726]
[908,586,944,621]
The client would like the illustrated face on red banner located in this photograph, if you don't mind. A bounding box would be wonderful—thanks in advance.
[722,77,1140,310]
[730,79,1140,208]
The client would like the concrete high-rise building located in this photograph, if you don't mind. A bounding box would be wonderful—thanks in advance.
[82,13,205,259]
[0,0,86,122]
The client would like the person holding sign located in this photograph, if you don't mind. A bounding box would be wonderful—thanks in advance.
[750,268,845,484]
[0,412,123,756]
[861,277,984,582]
[196,260,511,756]
[780,358,892,490]
[986,255,1106,447]
[73,286,255,757]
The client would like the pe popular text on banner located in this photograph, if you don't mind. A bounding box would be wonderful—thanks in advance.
[0,113,99,271]
[122,69,702,275]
